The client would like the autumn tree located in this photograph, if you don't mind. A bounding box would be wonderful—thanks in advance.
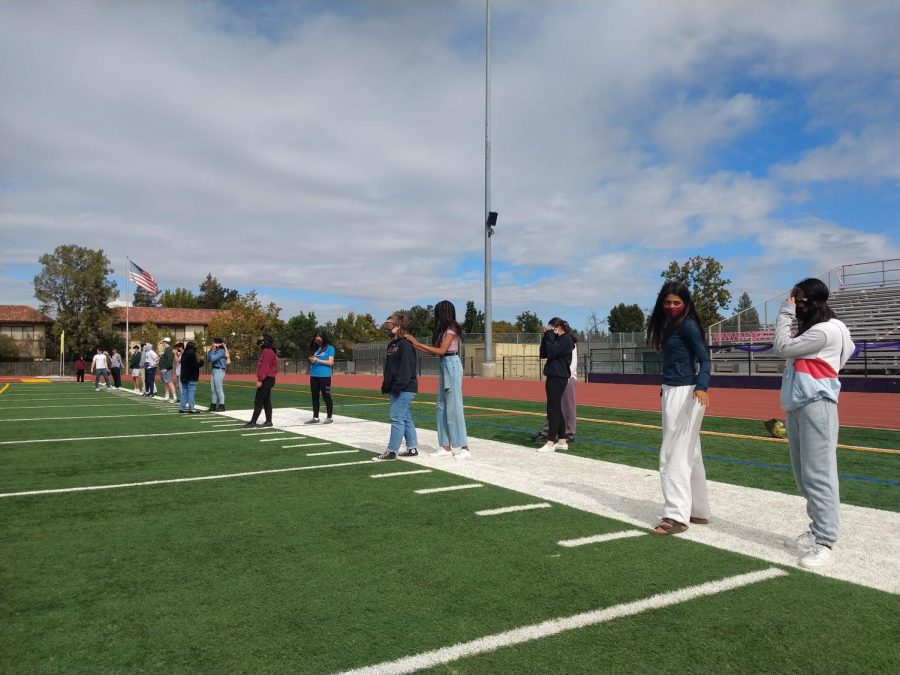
[33,245,119,356]
[661,256,732,327]
[607,303,645,333]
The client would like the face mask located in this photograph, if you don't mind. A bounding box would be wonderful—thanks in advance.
[256,339,263,346]
[314,338,322,345]
[663,306,684,320]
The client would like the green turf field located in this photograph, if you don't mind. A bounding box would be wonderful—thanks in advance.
[1,382,898,673]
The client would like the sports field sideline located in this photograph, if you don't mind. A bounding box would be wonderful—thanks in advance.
[1,381,898,673]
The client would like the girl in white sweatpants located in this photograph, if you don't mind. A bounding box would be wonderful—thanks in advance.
[647,281,712,535]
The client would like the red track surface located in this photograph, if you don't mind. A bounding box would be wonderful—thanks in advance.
[4,374,896,430]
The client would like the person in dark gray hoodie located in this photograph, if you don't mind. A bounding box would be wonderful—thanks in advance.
[538,317,576,453]
[374,313,419,461]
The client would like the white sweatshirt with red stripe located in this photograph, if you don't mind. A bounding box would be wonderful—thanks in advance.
[772,301,854,412]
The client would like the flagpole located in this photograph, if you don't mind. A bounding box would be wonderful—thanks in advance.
[125,256,131,353]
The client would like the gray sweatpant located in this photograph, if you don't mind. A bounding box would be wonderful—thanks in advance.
[785,398,840,547]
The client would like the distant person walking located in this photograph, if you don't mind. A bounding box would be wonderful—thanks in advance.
[109,347,123,389]
[143,343,159,397]
[406,300,469,458]
[373,313,418,461]
[647,281,711,536]
[128,345,142,391]
[538,318,576,453]
[74,354,86,383]
[206,337,230,412]
[773,278,854,569]
[305,330,335,425]
[178,341,204,414]
[90,348,111,391]
[243,334,278,428]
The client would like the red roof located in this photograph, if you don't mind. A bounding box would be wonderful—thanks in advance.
[113,307,230,325]
[0,305,54,323]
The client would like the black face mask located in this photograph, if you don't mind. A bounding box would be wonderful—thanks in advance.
[256,339,264,346]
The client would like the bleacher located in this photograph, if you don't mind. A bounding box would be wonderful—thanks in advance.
[827,286,900,341]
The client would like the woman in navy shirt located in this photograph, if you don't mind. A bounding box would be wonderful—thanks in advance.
[306,330,335,424]
[646,281,712,535]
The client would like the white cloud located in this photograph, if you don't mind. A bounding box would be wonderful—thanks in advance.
[773,125,900,183]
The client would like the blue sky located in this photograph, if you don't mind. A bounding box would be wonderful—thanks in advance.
[1,0,898,330]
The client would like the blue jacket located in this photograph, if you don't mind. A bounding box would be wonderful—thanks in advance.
[207,347,227,371]
[662,318,711,391]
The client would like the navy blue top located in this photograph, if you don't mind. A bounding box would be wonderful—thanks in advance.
[662,318,711,391]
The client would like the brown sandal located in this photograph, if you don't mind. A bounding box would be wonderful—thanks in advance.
[651,518,688,535]
[689,517,709,525]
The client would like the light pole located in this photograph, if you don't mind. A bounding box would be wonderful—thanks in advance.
[482,0,497,378]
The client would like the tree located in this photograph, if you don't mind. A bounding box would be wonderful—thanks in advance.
[0,334,20,361]
[33,245,118,357]
[515,310,542,333]
[492,320,517,334]
[197,273,239,309]
[132,287,159,307]
[726,291,761,331]
[332,311,382,359]
[159,287,198,308]
[463,301,485,334]
[607,303,645,333]
[661,256,732,327]
[583,310,607,338]
[396,305,433,338]
[204,291,283,366]
[279,311,319,358]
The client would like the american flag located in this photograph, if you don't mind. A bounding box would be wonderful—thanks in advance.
[129,260,158,294]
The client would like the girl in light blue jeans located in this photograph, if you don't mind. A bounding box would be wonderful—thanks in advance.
[407,300,470,459]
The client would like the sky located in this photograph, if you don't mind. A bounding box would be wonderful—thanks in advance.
[1,0,898,331]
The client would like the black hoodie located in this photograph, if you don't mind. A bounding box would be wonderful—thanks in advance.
[382,338,418,395]
[540,331,575,379]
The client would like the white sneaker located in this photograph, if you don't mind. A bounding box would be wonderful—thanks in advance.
[798,543,833,569]
[453,448,471,460]
[430,448,453,458]
[537,443,556,453]
[785,531,816,552]
[555,443,569,451]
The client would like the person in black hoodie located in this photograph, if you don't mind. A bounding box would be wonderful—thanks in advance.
[374,313,419,461]
[538,317,575,453]
[178,341,205,414]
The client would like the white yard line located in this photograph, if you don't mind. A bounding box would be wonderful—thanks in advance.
[339,567,788,675]
[306,449,357,456]
[415,484,484,494]
[283,443,331,449]
[0,428,244,445]
[476,503,552,516]
[0,412,175,423]
[0,403,144,410]
[370,469,433,479]
[0,461,374,498]
[558,530,646,547]
[240,431,286,437]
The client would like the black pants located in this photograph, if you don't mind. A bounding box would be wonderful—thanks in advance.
[310,376,333,419]
[145,367,157,395]
[111,367,121,388]
[251,376,276,423]
[545,377,568,442]
[76,369,85,383]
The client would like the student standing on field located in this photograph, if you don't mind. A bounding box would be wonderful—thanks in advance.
[773,278,854,570]
[646,281,711,536]
[158,337,177,403]
[536,323,578,443]
[406,300,469,459]
[373,313,418,461]
[173,342,184,404]
[128,345,142,391]
[143,343,159,397]
[74,354,86,383]
[306,330,335,425]
[243,334,278,428]
[538,318,576,453]
[90,347,111,391]
[206,337,230,412]
[108,347,123,389]
[178,341,204,414]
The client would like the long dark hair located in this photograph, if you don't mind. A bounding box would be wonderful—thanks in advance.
[793,278,836,336]
[309,329,330,355]
[647,281,705,351]
[548,317,577,343]
[260,333,276,355]
[432,300,464,347]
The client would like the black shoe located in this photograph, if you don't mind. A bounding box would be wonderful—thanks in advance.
[531,432,548,442]
[179,410,188,414]
[565,434,575,443]
[217,404,225,412]
[242,422,259,429]
[372,451,397,461]
[260,421,273,428]
[397,447,418,457]
[189,410,198,414]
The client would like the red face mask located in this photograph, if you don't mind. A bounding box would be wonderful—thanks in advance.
[663,305,684,320]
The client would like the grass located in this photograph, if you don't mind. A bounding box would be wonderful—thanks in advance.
[1,383,898,673]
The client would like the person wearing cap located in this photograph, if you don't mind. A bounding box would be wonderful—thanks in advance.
[158,337,177,403]
[206,337,230,412]
[143,343,160,396]
[128,344,142,391]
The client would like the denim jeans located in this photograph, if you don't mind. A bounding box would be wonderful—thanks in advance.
[180,380,198,410]
[388,391,418,452]
[94,368,110,389]
[436,355,467,448]
[210,368,226,404]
